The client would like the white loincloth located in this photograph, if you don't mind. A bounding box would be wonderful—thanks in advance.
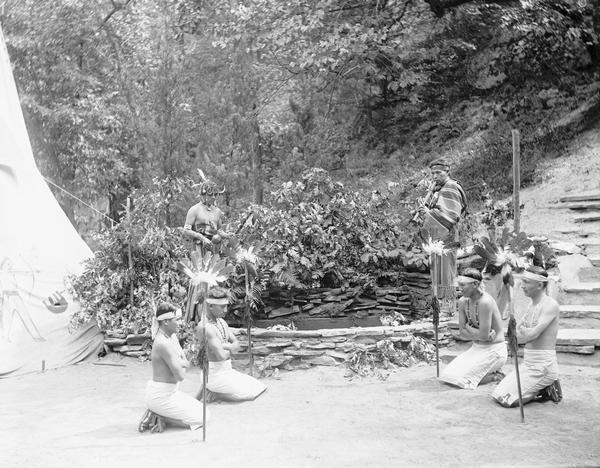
[145,380,208,430]
[439,341,507,389]
[206,359,267,401]
[492,349,559,407]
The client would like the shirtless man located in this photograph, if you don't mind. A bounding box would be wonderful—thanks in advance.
[182,176,228,252]
[493,266,562,407]
[181,175,230,322]
[198,287,267,402]
[139,303,207,432]
[439,268,507,389]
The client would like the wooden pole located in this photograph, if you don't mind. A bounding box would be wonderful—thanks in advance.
[429,254,440,377]
[513,346,525,423]
[512,130,521,233]
[244,264,254,376]
[127,197,134,305]
[508,313,525,423]
[434,324,439,377]
[201,282,208,442]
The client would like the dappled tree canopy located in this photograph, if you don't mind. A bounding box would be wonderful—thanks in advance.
[2,0,599,231]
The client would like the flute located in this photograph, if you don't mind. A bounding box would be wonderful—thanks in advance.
[410,181,437,224]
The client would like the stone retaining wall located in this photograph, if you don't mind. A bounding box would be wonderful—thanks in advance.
[103,322,451,370]
[231,321,451,370]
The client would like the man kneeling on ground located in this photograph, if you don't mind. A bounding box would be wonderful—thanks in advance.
[139,303,207,432]
[492,266,562,407]
[197,286,267,402]
[439,268,507,389]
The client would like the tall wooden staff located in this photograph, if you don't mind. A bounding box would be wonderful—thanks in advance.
[512,129,521,234]
[432,279,440,378]
[177,252,234,442]
[244,262,254,375]
[199,282,208,441]
[510,128,525,422]
[237,246,258,376]
[507,312,525,422]
[424,239,446,377]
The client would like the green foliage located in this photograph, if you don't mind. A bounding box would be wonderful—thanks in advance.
[233,168,413,288]
[479,184,514,232]
[69,178,191,333]
[347,336,435,379]
[4,0,600,271]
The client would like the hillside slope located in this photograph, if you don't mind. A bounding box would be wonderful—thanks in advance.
[519,125,600,238]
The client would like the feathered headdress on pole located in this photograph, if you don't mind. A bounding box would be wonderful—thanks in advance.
[236,245,260,375]
[473,228,530,318]
[175,250,233,442]
[422,237,447,377]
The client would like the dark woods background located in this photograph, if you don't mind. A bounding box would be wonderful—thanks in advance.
[3,0,600,233]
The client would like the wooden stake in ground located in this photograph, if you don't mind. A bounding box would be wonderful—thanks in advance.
[244,263,254,376]
[176,252,234,442]
[432,291,440,377]
[126,197,134,305]
[426,250,442,377]
[236,246,259,376]
[200,282,208,441]
[507,314,525,422]
[512,129,521,233]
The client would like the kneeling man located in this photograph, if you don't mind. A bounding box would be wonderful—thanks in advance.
[199,287,267,402]
[140,303,207,432]
[493,266,562,407]
[439,268,507,389]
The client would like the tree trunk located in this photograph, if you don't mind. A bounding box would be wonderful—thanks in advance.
[592,0,600,65]
[232,112,264,205]
[250,116,264,205]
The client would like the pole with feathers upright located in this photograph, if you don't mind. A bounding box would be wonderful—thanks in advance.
[423,238,446,377]
[176,251,234,441]
[237,246,259,376]
[199,282,208,441]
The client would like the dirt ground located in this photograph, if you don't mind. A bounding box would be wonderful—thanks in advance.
[3,129,600,468]
[1,344,600,468]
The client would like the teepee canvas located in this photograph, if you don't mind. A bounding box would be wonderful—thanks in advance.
[0,25,103,377]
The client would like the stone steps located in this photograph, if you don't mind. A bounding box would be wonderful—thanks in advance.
[559,303,600,329]
[560,304,600,320]
[559,191,600,203]
[559,317,600,329]
[446,321,599,354]
[562,282,600,293]
[583,244,600,256]
[573,211,600,222]
[557,328,600,347]
[589,254,600,267]
[561,201,600,210]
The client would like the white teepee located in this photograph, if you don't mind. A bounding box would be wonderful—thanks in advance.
[0,24,103,377]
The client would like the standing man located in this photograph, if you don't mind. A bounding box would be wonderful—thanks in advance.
[198,286,267,402]
[181,170,230,322]
[417,157,467,315]
[182,172,228,254]
[439,268,507,389]
[492,266,562,407]
[139,302,208,432]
